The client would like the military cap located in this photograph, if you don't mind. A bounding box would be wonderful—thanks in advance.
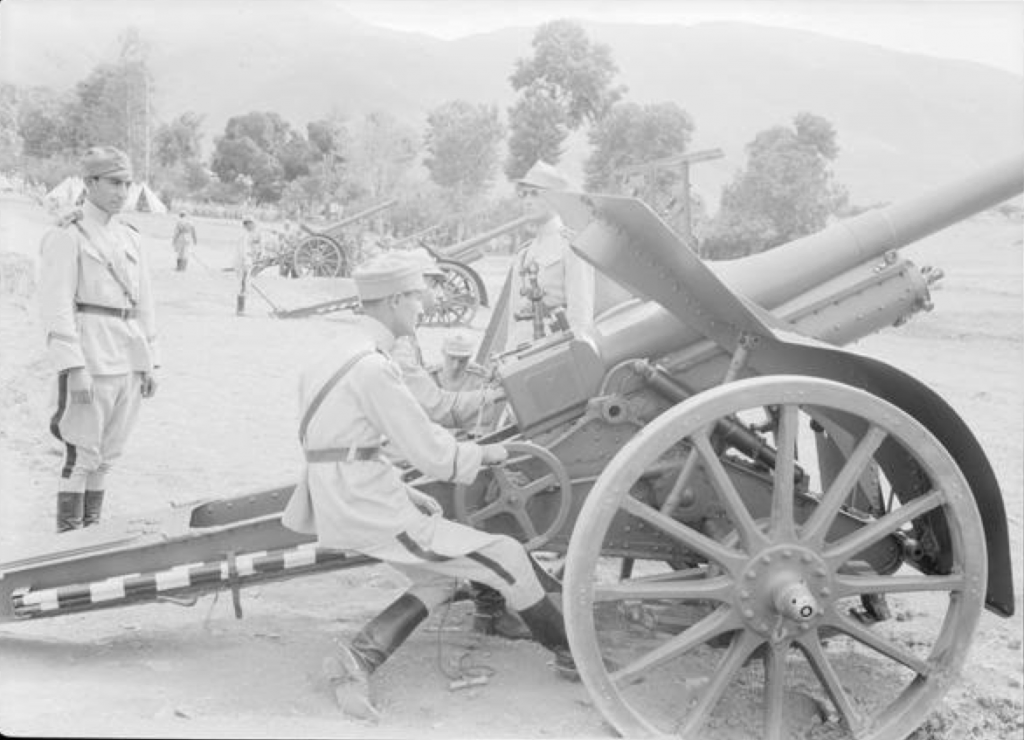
[354,254,427,301]
[81,146,133,180]
[403,247,446,278]
[442,331,476,358]
[517,160,572,191]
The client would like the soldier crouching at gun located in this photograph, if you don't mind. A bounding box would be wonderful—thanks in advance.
[386,249,533,641]
[282,254,575,721]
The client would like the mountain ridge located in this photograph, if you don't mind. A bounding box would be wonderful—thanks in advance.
[2,4,1021,204]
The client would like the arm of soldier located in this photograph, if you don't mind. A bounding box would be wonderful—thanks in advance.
[356,356,503,484]
[390,338,457,424]
[38,229,92,401]
[563,241,596,332]
[136,235,160,396]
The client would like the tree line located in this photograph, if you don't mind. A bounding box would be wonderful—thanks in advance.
[0,20,848,258]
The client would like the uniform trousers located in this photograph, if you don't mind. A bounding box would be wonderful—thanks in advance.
[49,371,143,493]
[369,524,546,612]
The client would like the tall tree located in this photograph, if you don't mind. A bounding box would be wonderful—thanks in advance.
[154,112,204,167]
[210,111,310,203]
[424,100,505,206]
[348,110,418,199]
[505,20,625,178]
[510,20,625,128]
[704,112,848,258]
[584,101,694,191]
[504,82,569,180]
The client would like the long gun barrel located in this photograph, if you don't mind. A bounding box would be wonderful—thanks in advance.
[436,214,533,263]
[301,198,398,236]
[587,153,1024,369]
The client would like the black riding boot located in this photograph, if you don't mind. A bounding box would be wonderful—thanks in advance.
[56,491,84,533]
[518,596,578,681]
[324,593,429,719]
[472,583,532,640]
[235,295,246,316]
[83,489,104,527]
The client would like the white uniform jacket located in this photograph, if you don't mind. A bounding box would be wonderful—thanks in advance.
[391,336,489,429]
[506,214,595,349]
[282,316,486,554]
[38,200,159,374]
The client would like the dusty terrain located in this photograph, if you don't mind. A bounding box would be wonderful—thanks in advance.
[0,190,1021,739]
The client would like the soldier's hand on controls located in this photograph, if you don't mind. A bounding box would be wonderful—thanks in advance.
[481,444,509,465]
[67,367,94,404]
[140,371,158,398]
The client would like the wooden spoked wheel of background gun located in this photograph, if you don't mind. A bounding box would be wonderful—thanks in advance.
[292,234,348,277]
[562,375,986,740]
[419,260,482,327]
[454,441,574,551]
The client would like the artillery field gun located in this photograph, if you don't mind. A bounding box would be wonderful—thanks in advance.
[1,153,1021,739]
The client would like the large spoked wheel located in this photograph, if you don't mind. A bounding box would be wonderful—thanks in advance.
[454,441,574,550]
[420,260,482,327]
[293,234,347,277]
[564,376,987,740]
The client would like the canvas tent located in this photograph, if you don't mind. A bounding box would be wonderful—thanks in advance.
[126,182,167,214]
[46,176,85,207]
[45,177,167,214]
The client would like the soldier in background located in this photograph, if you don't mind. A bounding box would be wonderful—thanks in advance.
[234,216,264,315]
[171,211,197,272]
[504,161,595,350]
[38,146,160,532]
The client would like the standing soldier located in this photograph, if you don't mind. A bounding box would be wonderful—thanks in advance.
[504,161,596,350]
[234,216,263,315]
[171,211,197,272]
[38,146,160,532]
[282,254,574,720]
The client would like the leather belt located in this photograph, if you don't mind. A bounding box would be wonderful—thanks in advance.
[305,447,381,463]
[76,302,138,320]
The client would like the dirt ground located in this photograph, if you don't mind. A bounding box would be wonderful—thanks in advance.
[0,190,1021,739]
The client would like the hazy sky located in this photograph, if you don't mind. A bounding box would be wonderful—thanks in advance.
[338,0,1024,75]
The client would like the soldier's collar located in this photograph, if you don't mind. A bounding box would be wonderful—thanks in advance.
[82,199,114,226]
[359,315,398,354]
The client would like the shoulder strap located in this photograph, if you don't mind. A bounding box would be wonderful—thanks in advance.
[72,220,138,307]
[298,349,375,444]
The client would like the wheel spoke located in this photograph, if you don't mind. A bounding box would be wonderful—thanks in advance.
[796,632,866,734]
[693,431,769,553]
[621,495,746,572]
[835,572,966,598]
[825,490,943,569]
[677,629,764,736]
[609,605,743,687]
[513,509,540,542]
[519,472,559,499]
[827,610,933,675]
[595,574,734,603]
[802,425,888,545]
[770,404,800,541]
[763,642,789,740]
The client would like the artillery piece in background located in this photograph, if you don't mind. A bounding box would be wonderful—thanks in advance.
[1,154,1020,740]
[406,213,533,327]
[252,199,398,278]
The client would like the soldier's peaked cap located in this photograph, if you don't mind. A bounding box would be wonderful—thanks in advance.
[81,146,132,179]
[517,160,572,190]
[354,254,427,301]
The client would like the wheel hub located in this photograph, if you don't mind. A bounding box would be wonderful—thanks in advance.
[736,545,830,639]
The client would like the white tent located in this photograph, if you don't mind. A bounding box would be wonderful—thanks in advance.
[45,177,167,214]
[127,182,168,214]
[46,176,85,207]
